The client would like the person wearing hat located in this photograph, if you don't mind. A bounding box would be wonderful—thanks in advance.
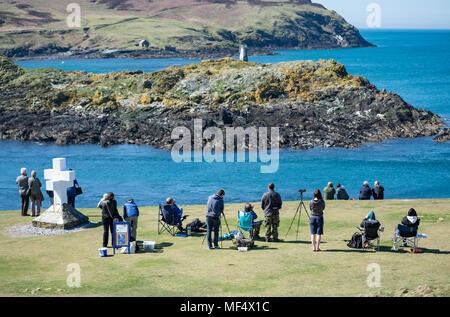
[244,203,262,239]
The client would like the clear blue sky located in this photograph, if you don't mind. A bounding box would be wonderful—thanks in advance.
[317,0,450,29]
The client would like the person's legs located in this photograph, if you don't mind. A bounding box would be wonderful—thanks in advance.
[311,234,317,251]
[265,216,273,241]
[103,219,113,247]
[213,218,220,248]
[273,214,280,240]
[21,194,29,216]
[30,197,36,217]
[206,217,213,248]
[315,234,322,251]
[36,200,41,216]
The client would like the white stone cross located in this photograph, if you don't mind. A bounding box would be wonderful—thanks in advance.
[44,158,75,206]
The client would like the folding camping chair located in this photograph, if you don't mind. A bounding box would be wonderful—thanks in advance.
[158,203,188,236]
[392,224,427,252]
[356,220,384,251]
[237,210,263,240]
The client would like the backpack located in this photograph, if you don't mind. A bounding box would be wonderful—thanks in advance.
[347,232,362,249]
[186,218,207,232]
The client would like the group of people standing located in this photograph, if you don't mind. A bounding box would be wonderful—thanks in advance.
[15,168,82,216]
[204,183,327,252]
[15,168,45,217]
[323,181,385,200]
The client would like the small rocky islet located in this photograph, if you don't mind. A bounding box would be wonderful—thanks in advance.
[0,54,445,150]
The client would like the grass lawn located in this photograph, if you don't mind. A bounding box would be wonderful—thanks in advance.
[0,199,449,297]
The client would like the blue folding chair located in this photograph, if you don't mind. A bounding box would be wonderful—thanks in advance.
[392,224,427,252]
[237,210,263,240]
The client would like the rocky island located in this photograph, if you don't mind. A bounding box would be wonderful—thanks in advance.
[0,54,444,150]
[0,0,373,59]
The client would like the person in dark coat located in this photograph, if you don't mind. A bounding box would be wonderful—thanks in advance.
[261,183,283,242]
[99,192,121,248]
[336,184,350,200]
[401,208,420,228]
[359,181,372,200]
[28,170,44,217]
[372,181,384,200]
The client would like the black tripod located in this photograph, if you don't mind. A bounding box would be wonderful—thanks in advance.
[285,190,311,241]
[202,212,234,247]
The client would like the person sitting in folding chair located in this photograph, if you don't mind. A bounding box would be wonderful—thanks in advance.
[167,197,188,232]
[245,203,263,239]
[158,199,188,236]
[392,208,425,253]
[358,211,383,251]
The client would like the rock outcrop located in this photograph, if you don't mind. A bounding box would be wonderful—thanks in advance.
[433,128,450,143]
[0,55,445,150]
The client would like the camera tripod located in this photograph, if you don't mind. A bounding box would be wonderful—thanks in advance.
[285,190,311,241]
[202,211,234,247]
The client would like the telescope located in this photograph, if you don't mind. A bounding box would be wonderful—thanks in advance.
[298,189,306,193]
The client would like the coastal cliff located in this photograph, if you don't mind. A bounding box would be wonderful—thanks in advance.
[0,55,444,149]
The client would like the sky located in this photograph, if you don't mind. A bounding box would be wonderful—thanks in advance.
[317,0,450,29]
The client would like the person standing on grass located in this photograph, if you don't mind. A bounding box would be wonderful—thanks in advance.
[99,192,120,248]
[309,189,325,252]
[28,170,44,217]
[206,189,225,250]
[323,182,336,200]
[261,183,283,242]
[123,198,140,242]
[16,168,29,216]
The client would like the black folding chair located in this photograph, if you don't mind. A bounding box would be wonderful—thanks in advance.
[158,204,188,236]
[356,220,384,251]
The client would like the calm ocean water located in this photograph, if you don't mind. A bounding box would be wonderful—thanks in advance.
[2,30,449,210]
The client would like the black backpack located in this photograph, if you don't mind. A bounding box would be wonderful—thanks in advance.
[347,232,362,249]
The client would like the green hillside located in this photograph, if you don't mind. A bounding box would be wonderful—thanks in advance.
[0,0,373,58]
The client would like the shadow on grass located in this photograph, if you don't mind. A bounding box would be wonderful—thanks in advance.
[134,241,174,254]
[279,239,327,245]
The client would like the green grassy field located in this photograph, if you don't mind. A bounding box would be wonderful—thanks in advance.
[0,199,449,297]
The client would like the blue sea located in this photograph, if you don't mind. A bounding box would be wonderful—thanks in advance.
[1,29,449,210]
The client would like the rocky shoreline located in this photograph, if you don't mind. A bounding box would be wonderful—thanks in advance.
[0,55,445,150]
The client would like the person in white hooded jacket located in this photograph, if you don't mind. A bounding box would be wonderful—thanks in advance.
[401,208,420,228]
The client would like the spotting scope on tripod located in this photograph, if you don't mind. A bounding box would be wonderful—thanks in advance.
[285,189,311,241]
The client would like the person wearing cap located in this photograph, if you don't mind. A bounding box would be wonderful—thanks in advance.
[244,203,262,239]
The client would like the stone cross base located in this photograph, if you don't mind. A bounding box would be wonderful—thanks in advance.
[32,203,89,230]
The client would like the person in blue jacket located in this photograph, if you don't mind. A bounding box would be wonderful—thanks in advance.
[123,198,140,242]
[244,203,262,239]
[166,197,187,232]
[206,189,225,249]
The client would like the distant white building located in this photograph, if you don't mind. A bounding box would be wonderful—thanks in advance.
[139,40,149,48]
